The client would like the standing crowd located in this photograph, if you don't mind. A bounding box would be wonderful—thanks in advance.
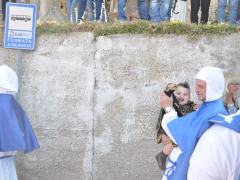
[1,0,240,24]
[66,0,240,24]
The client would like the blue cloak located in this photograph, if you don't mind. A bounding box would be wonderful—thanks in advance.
[165,99,228,180]
[0,94,40,153]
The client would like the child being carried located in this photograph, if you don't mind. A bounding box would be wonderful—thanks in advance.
[156,82,197,171]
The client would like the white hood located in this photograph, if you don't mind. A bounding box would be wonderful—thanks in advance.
[195,67,225,102]
[0,65,18,94]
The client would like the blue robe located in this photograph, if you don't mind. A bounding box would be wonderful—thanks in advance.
[165,99,228,180]
[0,94,40,153]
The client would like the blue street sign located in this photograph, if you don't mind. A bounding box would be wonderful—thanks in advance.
[4,3,37,50]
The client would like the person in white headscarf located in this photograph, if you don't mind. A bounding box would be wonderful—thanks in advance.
[0,65,39,180]
[0,65,18,93]
[159,67,240,180]
[187,68,240,179]
[0,65,19,180]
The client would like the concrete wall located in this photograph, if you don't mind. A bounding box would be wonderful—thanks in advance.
[0,32,240,180]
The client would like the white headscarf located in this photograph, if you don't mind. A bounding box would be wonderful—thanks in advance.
[0,65,18,94]
[195,67,225,102]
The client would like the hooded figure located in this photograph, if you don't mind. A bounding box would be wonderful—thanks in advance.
[187,68,240,179]
[195,66,225,102]
[0,65,40,180]
[160,67,240,180]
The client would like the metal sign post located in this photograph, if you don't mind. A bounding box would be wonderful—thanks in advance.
[16,50,24,99]
[4,2,37,99]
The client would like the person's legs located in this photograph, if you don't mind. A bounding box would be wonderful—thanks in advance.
[2,0,16,21]
[87,0,94,21]
[238,0,240,20]
[228,0,239,24]
[78,0,87,21]
[200,0,211,24]
[70,0,79,22]
[217,0,227,23]
[117,0,127,21]
[95,0,103,20]
[66,0,73,20]
[190,0,200,23]
[2,0,8,21]
[168,0,175,19]
[159,0,171,21]
[100,0,107,22]
[138,0,150,20]
[150,0,160,22]
[237,0,240,24]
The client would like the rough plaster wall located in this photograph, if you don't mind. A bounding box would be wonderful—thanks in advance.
[0,32,240,180]
[16,33,95,180]
[93,35,163,180]
[92,34,240,180]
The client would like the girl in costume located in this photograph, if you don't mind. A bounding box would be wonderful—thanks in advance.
[0,65,40,180]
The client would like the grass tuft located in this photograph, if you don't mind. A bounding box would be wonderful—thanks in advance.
[18,20,240,37]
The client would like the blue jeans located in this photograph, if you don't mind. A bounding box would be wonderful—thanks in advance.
[168,0,174,18]
[87,0,94,21]
[87,0,105,21]
[96,0,104,20]
[150,0,171,22]
[138,0,151,20]
[78,0,87,20]
[118,0,127,21]
[66,0,73,20]
[217,0,239,24]
[66,0,78,22]
[67,0,79,21]
[118,0,150,21]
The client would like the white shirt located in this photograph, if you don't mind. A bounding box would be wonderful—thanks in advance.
[188,124,240,180]
[161,109,182,180]
[161,109,178,144]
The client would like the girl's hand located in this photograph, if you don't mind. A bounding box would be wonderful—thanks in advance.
[160,93,173,109]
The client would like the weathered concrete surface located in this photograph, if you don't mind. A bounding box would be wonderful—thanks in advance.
[13,33,95,180]
[92,34,240,179]
[0,32,240,180]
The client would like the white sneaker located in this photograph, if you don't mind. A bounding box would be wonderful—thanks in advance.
[77,18,84,24]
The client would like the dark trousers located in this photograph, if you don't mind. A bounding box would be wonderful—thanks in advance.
[2,0,16,21]
[190,0,211,24]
